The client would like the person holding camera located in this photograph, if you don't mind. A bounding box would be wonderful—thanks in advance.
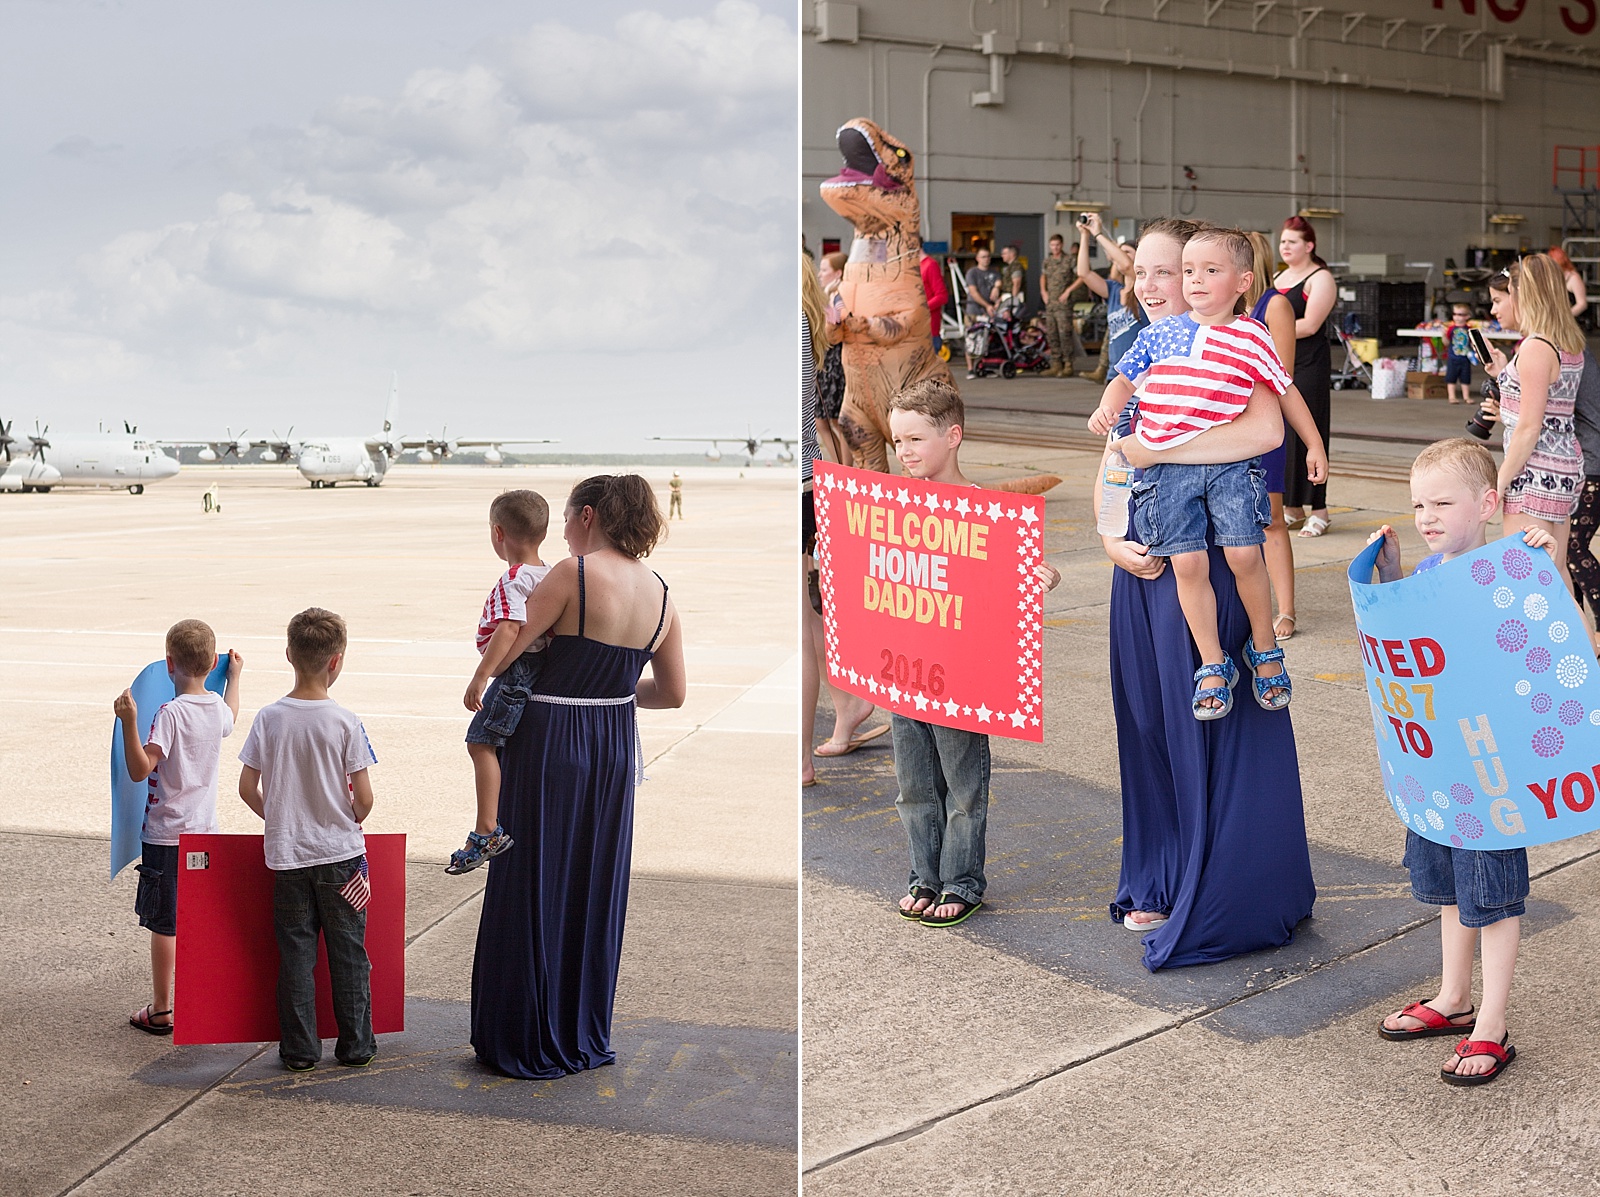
[1074,212,1143,385]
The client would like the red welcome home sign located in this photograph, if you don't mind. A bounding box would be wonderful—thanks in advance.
[813,461,1046,742]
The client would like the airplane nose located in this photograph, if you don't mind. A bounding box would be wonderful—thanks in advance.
[157,454,180,478]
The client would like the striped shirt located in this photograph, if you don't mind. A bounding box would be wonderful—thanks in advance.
[476,562,552,653]
[1114,313,1291,450]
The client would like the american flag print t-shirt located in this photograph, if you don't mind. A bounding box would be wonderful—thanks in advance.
[476,562,552,653]
[1113,313,1292,451]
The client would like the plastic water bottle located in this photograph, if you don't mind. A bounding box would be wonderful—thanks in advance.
[1096,447,1135,537]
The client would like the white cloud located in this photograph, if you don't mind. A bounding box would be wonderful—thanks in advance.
[10,0,796,387]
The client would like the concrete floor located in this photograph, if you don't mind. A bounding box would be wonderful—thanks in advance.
[0,464,798,1197]
[802,410,1600,1196]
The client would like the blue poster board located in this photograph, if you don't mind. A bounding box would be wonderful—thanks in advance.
[1349,538,1600,850]
[110,656,231,879]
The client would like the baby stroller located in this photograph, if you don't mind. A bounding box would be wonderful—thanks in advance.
[965,294,1051,378]
[1330,311,1375,391]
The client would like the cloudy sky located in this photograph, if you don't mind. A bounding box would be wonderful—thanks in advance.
[1,0,796,452]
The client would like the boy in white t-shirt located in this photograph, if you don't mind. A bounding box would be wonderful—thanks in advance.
[114,619,242,1036]
[449,489,551,875]
[239,608,378,1071]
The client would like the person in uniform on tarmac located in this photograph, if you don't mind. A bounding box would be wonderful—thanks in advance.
[1040,232,1085,377]
[668,472,683,519]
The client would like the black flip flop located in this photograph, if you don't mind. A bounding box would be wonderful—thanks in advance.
[897,887,938,921]
[129,1005,174,1036]
[919,895,982,928]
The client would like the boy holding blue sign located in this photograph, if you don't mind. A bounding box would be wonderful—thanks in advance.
[1368,438,1554,1085]
[886,380,1061,927]
[113,620,243,1036]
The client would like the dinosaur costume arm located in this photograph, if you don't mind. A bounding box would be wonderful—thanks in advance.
[842,306,919,347]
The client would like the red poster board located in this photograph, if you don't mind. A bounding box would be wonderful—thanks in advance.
[813,461,1046,742]
[173,833,406,1045]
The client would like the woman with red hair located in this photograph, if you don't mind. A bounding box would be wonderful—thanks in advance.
[1274,217,1337,538]
[1548,246,1590,324]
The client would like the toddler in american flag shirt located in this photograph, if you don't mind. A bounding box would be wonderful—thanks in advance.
[1088,226,1328,719]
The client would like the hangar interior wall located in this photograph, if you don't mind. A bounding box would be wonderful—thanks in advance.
[803,0,1600,277]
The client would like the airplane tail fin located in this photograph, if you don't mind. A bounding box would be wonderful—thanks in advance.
[383,372,400,436]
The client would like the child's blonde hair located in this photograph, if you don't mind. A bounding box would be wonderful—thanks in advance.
[166,619,216,677]
[1412,438,1498,496]
[490,489,548,542]
[891,378,965,431]
[1244,231,1278,310]
[287,608,347,673]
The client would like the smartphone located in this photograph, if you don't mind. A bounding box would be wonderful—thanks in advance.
[1468,328,1492,365]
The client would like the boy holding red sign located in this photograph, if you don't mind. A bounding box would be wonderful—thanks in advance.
[886,380,1061,926]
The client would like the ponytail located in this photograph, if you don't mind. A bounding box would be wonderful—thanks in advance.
[568,474,665,559]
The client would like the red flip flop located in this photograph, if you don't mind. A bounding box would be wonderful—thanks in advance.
[1441,1034,1515,1086]
[1379,1001,1476,1041]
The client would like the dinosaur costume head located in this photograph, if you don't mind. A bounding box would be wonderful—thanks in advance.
[820,120,919,238]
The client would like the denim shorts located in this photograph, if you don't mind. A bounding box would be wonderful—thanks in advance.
[1444,355,1472,386]
[135,841,180,937]
[1403,830,1528,928]
[465,650,545,747]
[1130,459,1270,557]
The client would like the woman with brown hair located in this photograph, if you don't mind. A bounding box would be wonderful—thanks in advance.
[471,474,685,1078]
[1274,216,1337,538]
[1548,245,1590,323]
[1484,254,1589,596]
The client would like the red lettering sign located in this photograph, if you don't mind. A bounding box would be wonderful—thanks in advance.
[813,461,1045,741]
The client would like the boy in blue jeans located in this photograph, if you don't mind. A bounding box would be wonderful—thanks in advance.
[1368,438,1553,1084]
[239,607,378,1071]
[885,380,1060,927]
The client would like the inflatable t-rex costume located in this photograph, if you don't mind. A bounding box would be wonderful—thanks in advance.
[820,119,1058,495]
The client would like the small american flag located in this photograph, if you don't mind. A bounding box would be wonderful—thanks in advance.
[339,856,371,912]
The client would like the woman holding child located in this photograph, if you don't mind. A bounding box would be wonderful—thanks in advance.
[471,475,685,1079]
[1095,217,1316,970]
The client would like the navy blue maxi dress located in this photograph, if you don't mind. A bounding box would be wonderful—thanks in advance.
[1108,533,1317,971]
[471,560,666,1077]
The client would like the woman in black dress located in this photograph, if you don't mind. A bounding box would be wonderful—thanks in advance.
[1274,216,1337,538]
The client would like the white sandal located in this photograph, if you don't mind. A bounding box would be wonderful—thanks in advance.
[1298,515,1330,538]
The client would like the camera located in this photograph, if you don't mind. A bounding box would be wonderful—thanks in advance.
[1465,376,1500,441]
[1077,212,1092,227]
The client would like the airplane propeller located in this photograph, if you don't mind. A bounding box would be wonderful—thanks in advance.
[0,419,14,463]
[31,421,51,462]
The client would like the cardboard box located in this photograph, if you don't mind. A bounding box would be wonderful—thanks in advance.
[1406,370,1448,400]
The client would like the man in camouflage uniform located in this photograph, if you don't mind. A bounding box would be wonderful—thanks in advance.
[1039,233,1081,378]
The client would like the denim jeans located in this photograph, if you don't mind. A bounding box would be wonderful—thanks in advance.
[273,856,375,1066]
[891,715,990,906]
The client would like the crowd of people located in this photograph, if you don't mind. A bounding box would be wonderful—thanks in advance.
[805,212,1599,1087]
[116,476,685,1080]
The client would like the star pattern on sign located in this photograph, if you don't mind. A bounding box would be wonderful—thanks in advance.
[1006,508,1017,520]
[870,482,884,501]
[847,668,860,686]
[1019,506,1039,525]
[913,693,929,711]
[896,488,911,506]
[923,491,940,514]
[975,703,993,722]
[865,677,878,694]
[1009,709,1026,728]
[845,477,860,496]
[887,683,902,704]
[987,502,1003,521]
[955,497,971,516]
[962,705,972,715]
[943,699,959,716]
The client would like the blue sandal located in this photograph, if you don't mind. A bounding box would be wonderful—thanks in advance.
[1243,636,1292,710]
[1191,658,1238,721]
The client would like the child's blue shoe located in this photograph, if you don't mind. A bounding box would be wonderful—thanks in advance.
[1191,657,1238,721]
[1243,636,1292,710]
[445,824,514,875]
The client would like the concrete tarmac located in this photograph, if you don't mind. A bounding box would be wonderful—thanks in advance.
[802,395,1600,1196]
[0,464,797,1196]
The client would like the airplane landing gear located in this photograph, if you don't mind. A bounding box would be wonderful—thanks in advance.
[128,484,144,495]
[364,478,380,487]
